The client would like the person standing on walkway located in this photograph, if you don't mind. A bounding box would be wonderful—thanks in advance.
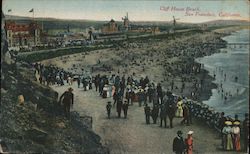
[148,84,154,103]
[243,113,249,152]
[232,121,241,151]
[138,88,144,107]
[116,100,122,118]
[157,83,163,103]
[151,104,159,124]
[144,104,151,124]
[77,76,81,88]
[89,78,92,90]
[222,121,233,151]
[181,104,190,126]
[173,130,186,154]
[113,90,119,106]
[94,75,100,91]
[160,104,167,128]
[106,101,112,119]
[59,87,74,118]
[185,131,194,154]
[176,97,183,117]
[82,77,87,91]
[219,112,227,148]
[125,88,132,105]
[167,101,176,128]
[122,101,129,118]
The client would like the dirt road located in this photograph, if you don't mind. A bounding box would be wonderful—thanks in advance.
[51,82,243,154]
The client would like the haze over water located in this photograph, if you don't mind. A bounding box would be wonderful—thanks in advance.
[197,29,249,120]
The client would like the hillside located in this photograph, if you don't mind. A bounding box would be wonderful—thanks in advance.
[0,61,109,153]
[5,15,249,29]
[4,14,200,31]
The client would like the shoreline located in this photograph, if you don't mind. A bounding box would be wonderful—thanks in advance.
[40,30,230,104]
[35,28,248,153]
[195,29,249,120]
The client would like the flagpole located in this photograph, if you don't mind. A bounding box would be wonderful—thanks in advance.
[8,9,12,21]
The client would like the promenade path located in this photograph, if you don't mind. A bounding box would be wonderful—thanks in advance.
[51,82,244,154]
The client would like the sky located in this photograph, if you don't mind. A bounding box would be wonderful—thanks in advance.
[2,0,250,23]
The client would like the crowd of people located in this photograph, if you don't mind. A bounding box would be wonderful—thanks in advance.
[219,112,249,152]
[91,73,194,129]
[33,62,74,86]
[33,62,93,90]
[31,63,249,153]
[97,74,248,153]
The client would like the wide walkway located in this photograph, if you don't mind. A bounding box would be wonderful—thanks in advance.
[51,82,246,154]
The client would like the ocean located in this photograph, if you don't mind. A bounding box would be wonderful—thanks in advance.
[196,29,249,120]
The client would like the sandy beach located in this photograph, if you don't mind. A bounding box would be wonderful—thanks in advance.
[38,30,249,153]
[41,31,226,101]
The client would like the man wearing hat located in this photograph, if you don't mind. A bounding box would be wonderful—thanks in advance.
[219,112,226,148]
[173,130,186,154]
[159,104,167,128]
[122,101,129,118]
[185,131,194,154]
[116,100,122,118]
[59,87,74,117]
[106,101,112,119]
[144,104,151,124]
[151,104,159,124]
[138,88,144,107]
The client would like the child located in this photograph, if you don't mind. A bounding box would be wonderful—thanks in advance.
[106,101,112,119]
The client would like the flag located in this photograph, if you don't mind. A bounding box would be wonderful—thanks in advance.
[8,9,12,12]
[29,8,34,12]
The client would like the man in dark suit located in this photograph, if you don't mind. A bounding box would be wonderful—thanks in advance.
[151,104,159,124]
[160,104,167,128]
[116,100,122,118]
[173,130,186,154]
[122,101,129,118]
[106,101,112,119]
[59,87,74,117]
[144,104,151,124]
[167,97,176,128]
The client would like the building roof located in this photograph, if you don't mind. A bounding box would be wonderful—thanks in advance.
[5,21,41,32]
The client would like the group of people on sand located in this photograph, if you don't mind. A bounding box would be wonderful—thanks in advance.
[219,112,249,153]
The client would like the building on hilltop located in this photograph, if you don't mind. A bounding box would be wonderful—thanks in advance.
[5,20,42,50]
[101,19,118,34]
